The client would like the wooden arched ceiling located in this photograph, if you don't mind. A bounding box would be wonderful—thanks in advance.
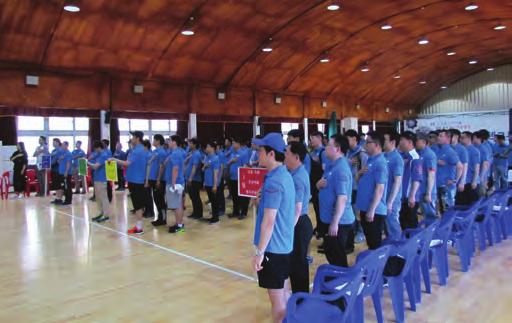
[0,0,511,109]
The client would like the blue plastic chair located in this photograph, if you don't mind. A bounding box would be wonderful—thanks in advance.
[428,210,457,286]
[382,230,424,323]
[491,189,512,242]
[473,194,499,252]
[451,204,480,272]
[314,245,392,323]
[285,269,364,323]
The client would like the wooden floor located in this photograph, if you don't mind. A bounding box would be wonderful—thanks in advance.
[1,190,511,322]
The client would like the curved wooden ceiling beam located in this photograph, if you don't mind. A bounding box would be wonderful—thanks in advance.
[146,0,209,79]
[39,1,64,68]
[281,0,447,92]
[220,0,327,88]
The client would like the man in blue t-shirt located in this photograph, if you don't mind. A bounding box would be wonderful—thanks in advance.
[113,142,127,191]
[227,138,250,219]
[203,141,221,224]
[383,131,404,240]
[492,134,509,190]
[110,131,147,235]
[147,135,168,226]
[216,142,226,215]
[308,131,327,237]
[185,138,204,220]
[251,133,294,323]
[415,133,438,221]
[318,134,355,265]
[473,131,491,196]
[356,131,388,249]
[284,141,313,293]
[50,138,63,192]
[286,129,311,174]
[71,140,86,194]
[450,129,469,204]
[53,141,73,205]
[88,141,111,223]
[399,132,423,229]
[165,135,186,234]
[458,131,481,205]
[435,130,462,212]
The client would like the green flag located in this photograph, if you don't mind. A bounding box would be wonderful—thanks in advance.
[78,158,87,176]
[328,111,338,137]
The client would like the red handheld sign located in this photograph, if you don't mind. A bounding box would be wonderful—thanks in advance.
[238,167,268,198]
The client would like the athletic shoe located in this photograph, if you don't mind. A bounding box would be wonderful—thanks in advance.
[168,225,185,233]
[187,214,201,219]
[51,199,62,204]
[208,218,220,225]
[238,214,247,220]
[89,197,96,202]
[355,232,366,244]
[97,215,110,223]
[61,201,72,205]
[227,213,239,218]
[143,212,154,219]
[73,191,80,195]
[92,214,103,222]
[151,219,167,226]
[127,226,144,235]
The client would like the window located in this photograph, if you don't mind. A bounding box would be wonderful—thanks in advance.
[152,120,170,131]
[118,118,178,146]
[317,124,325,133]
[361,125,370,134]
[130,119,149,131]
[281,122,299,143]
[118,118,130,131]
[17,116,90,155]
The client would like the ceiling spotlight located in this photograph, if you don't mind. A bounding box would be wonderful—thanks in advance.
[469,59,478,65]
[446,50,456,56]
[465,2,479,11]
[441,86,448,89]
[181,16,195,36]
[274,93,282,105]
[360,64,370,72]
[261,36,273,52]
[327,2,341,11]
[381,23,392,30]
[321,99,328,108]
[393,73,401,79]
[63,0,80,12]
[419,80,427,85]
[494,24,506,30]
[319,51,330,63]
[487,67,495,71]
[418,38,429,45]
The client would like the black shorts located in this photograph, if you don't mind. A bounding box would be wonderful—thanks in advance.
[128,182,146,211]
[51,171,61,190]
[257,252,291,289]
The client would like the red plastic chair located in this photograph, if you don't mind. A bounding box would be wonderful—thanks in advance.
[1,171,11,200]
[24,169,39,197]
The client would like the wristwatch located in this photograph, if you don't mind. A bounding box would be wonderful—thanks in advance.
[254,248,264,256]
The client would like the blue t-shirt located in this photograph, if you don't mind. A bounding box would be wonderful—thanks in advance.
[165,148,185,185]
[319,157,355,225]
[418,146,437,199]
[229,147,248,180]
[435,144,459,187]
[493,143,509,168]
[401,151,424,201]
[253,165,295,254]
[466,144,481,184]
[453,144,468,164]
[356,153,388,215]
[204,153,220,187]
[149,147,167,181]
[347,145,368,191]
[93,150,109,182]
[126,144,147,184]
[476,143,490,179]
[51,147,63,171]
[384,149,404,206]
[58,150,73,175]
[185,150,203,182]
[310,146,328,172]
[113,149,127,161]
[290,165,311,216]
[303,153,311,175]
[71,149,86,168]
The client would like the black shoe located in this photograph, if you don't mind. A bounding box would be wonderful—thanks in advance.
[89,197,96,202]
[188,214,202,220]
[209,218,220,225]
[92,214,103,222]
[227,213,239,218]
[168,225,185,233]
[238,214,247,220]
[143,212,154,219]
[151,219,167,226]
[51,199,62,204]
[97,215,110,223]
[61,201,72,205]
[73,191,80,195]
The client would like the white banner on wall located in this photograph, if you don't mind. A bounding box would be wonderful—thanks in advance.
[405,109,509,136]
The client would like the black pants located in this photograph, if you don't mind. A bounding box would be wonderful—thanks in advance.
[321,221,353,267]
[144,183,154,216]
[188,181,204,217]
[345,191,359,250]
[61,175,72,203]
[107,181,112,202]
[360,212,385,250]
[455,184,479,206]
[399,201,419,230]
[117,167,125,189]
[217,178,226,213]
[150,180,166,215]
[311,187,321,230]
[206,186,220,219]
[228,180,249,216]
[290,215,314,293]
[50,169,60,190]
[37,169,47,196]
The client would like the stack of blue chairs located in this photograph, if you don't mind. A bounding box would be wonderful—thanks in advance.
[283,188,512,323]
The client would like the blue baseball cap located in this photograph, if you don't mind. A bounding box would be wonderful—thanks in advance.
[252,133,286,152]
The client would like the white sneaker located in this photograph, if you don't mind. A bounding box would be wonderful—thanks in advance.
[17,195,24,199]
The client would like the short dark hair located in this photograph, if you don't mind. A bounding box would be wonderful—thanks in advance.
[39,136,47,143]
[153,134,165,145]
[461,131,473,138]
[189,138,201,149]
[330,134,349,154]
[479,129,490,140]
[102,139,110,147]
[366,131,384,148]
[287,129,303,142]
[143,139,151,149]
[310,131,324,140]
[288,142,307,163]
[449,129,461,137]
[400,131,417,145]
[262,145,285,162]
[53,138,61,144]
[344,129,359,141]
[76,140,82,145]
[93,140,103,149]
[385,131,400,146]
[428,130,439,136]
[62,141,69,147]
[496,134,505,140]
[438,129,451,138]
[473,131,485,140]
[170,135,182,146]
[205,140,216,148]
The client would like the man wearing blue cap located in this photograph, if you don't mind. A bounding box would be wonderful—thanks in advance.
[252,133,295,323]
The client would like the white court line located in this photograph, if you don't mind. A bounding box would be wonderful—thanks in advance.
[49,207,257,282]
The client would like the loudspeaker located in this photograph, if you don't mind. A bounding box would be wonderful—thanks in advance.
[104,111,111,124]
[257,117,263,127]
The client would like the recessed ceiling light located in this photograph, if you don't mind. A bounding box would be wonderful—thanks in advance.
[360,65,370,72]
[419,80,427,85]
[446,51,456,56]
[487,67,495,71]
[418,38,429,45]
[319,51,330,63]
[465,3,478,11]
[181,16,195,36]
[261,47,272,52]
[469,59,478,64]
[261,36,273,52]
[63,0,80,12]
[327,3,341,11]
[181,29,194,36]
[441,86,448,89]
[381,23,392,30]
[393,73,401,79]
[494,24,506,30]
